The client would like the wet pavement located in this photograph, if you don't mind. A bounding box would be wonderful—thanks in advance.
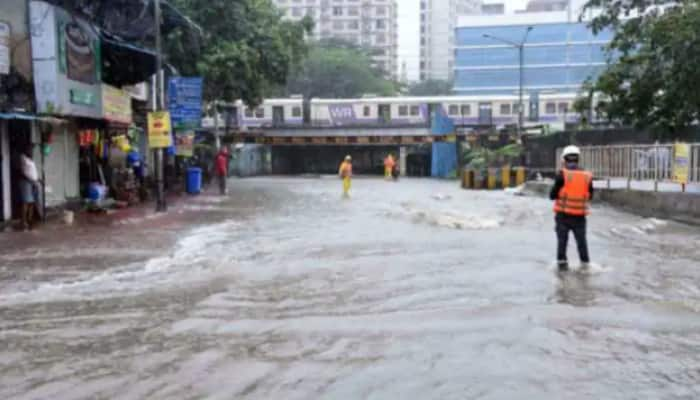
[2,177,700,399]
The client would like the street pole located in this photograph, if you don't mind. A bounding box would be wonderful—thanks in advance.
[154,0,166,212]
[519,44,524,138]
[483,26,532,138]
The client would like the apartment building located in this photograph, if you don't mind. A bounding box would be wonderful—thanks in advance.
[273,0,399,79]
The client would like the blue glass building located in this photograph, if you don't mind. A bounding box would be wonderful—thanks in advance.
[453,14,613,95]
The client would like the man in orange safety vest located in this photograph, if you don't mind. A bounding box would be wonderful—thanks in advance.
[550,145,594,271]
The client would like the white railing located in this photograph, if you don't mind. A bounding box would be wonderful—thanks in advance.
[555,143,700,187]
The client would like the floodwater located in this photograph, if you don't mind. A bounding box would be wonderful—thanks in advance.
[2,177,700,399]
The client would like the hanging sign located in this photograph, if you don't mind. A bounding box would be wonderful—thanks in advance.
[673,142,690,184]
[175,131,195,157]
[148,111,172,148]
[168,77,203,129]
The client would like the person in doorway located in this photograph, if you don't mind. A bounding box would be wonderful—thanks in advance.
[18,146,39,230]
[214,147,229,195]
[338,155,353,198]
[550,145,594,271]
[383,154,395,180]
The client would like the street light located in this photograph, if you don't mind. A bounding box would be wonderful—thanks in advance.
[483,26,533,136]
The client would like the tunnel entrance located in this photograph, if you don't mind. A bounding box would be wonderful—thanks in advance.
[272,146,401,175]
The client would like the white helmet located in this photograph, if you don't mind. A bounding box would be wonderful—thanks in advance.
[561,145,581,160]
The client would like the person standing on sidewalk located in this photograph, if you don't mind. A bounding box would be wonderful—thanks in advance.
[214,147,229,195]
[18,146,39,230]
[338,155,353,198]
[550,145,594,271]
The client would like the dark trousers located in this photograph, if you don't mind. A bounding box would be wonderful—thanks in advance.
[555,213,590,263]
[217,175,227,195]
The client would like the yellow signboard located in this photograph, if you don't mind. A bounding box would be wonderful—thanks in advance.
[102,85,132,124]
[673,142,690,184]
[148,111,172,148]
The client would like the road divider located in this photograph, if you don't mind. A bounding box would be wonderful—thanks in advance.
[461,166,526,190]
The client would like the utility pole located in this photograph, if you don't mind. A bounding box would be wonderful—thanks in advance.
[483,26,533,137]
[154,0,166,212]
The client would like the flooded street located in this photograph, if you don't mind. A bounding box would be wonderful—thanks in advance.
[2,177,700,399]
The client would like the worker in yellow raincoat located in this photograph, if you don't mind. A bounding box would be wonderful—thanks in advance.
[339,155,353,197]
[384,154,395,180]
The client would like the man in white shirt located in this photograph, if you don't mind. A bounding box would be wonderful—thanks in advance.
[18,146,39,230]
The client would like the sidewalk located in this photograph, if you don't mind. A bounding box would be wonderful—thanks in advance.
[594,178,700,194]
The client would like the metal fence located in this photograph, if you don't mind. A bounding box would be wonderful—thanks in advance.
[555,143,700,185]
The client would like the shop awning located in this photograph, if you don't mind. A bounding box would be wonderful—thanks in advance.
[0,112,38,121]
[101,33,158,87]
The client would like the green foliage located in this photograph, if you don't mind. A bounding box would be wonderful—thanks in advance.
[463,144,523,170]
[280,39,399,98]
[583,0,700,130]
[167,0,312,105]
[406,79,453,96]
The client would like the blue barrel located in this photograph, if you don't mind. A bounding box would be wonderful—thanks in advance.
[186,167,202,194]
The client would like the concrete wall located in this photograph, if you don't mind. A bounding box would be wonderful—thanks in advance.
[231,144,271,177]
[525,181,700,225]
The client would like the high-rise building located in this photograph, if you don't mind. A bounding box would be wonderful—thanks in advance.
[453,11,613,96]
[419,0,481,82]
[272,0,398,80]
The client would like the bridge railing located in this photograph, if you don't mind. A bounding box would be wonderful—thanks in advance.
[555,143,700,187]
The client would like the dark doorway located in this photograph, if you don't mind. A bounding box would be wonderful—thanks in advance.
[7,120,32,220]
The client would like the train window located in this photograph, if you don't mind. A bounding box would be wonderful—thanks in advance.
[410,105,420,116]
[500,104,511,115]
[292,106,302,117]
[363,106,371,117]
[558,103,569,114]
[398,105,408,116]
[448,105,459,115]
[245,108,254,118]
[460,104,471,116]
[546,102,556,114]
[255,108,265,118]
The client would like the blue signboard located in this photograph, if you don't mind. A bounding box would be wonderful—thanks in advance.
[168,77,203,129]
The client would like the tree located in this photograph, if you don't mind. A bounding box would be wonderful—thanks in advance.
[167,0,312,105]
[407,79,453,96]
[582,0,700,130]
[280,39,398,98]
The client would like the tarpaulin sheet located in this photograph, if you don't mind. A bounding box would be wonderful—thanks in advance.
[431,142,457,178]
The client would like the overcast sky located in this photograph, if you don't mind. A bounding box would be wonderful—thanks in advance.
[397,0,530,82]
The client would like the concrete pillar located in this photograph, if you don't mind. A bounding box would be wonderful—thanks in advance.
[1,121,10,221]
[399,146,407,176]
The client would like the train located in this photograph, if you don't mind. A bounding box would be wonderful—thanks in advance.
[207,93,588,131]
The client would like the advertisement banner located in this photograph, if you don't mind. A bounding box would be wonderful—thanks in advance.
[102,85,132,124]
[168,77,203,129]
[328,104,356,124]
[673,142,690,184]
[0,21,10,75]
[148,111,173,148]
[175,131,195,157]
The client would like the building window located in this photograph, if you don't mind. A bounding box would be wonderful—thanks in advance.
[500,104,511,115]
[546,102,556,114]
[333,20,343,30]
[348,6,359,16]
[245,108,254,118]
[461,104,471,116]
[398,105,408,116]
[363,106,371,117]
[410,105,420,116]
[448,105,459,115]
[376,6,387,15]
[292,7,303,17]
[347,21,359,30]
[333,6,342,16]
[255,108,265,118]
[558,102,569,114]
[292,106,302,117]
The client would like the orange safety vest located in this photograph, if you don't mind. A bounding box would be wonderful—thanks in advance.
[554,168,593,216]
[339,161,352,178]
